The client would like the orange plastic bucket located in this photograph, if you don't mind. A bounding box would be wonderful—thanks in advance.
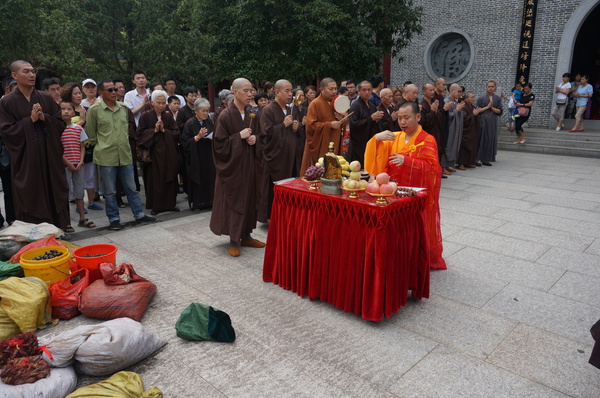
[72,244,118,282]
[20,246,71,285]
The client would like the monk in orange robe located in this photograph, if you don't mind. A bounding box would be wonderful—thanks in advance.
[299,77,344,176]
[364,101,446,270]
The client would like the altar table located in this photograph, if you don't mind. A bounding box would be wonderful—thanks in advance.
[262,179,430,321]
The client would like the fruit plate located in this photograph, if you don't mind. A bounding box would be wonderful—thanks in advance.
[342,187,365,199]
[366,191,395,205]
[301,178,321,190]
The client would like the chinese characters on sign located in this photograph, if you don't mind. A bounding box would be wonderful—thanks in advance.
[516,0,538,85]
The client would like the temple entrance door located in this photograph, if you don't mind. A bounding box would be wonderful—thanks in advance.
[571,3,600,120]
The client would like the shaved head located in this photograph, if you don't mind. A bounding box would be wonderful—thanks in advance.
[358,80,371,90]
[10,60,31,73]
[320,77,336,89]
[403,84,419,102]
[380,88,392,97]
[274,79,291,91]
[449,83,461,91]
[231,77,251,91]
[404,84,418,94]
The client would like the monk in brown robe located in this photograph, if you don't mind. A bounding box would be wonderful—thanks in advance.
[257,79,299,222]
[419,83,444,154]
[210,78,265,257]
[136,90,181,214]
[376,88,398,133]
[393,83,418,110]
[0,60,70,231]
[457,91,481,169]
[299,78,345,176]
[348,80,382,165]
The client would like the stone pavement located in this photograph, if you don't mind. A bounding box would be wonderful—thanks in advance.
[36,150,600,397]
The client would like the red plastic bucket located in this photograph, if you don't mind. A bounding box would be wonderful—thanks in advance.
[72,244,118,282]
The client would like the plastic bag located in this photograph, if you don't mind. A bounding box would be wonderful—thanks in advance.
[0,277,54,340]
[39,318,167,376]
[99,262,148,285]
[66,371,163,398]
[49,268,89,320]
[0,221,62,243]
[0,261,24,281]
[0,366,77,398]
[9,236,66,264]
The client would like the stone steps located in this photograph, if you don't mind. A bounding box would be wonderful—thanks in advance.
[498,127,600,158]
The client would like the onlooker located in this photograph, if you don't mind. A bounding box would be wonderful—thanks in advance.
[569,74,593,132]
[81,78,99,108]
[214,89,231,120]
[567,73,582,119]
[0,60,70,231]
[86,79,157,230]
[304,85,317,107]
[514,83,535,144]
[176,86,199,131]
[553,73,571,131]
[60,101,96,230]
[346,80,358,106]
[114,80,126,102]
[254,91,269,114]
[123,70,149,126]
[167,96,180,121]
[43,77,61,103]
[368,75,384,107]
[163,76,186,106]
[136,90,180,215]
[292,88,307,174]
[392,87,403,108]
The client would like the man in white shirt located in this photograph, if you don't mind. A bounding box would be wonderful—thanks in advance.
[123,70,149,126]
[163,76,186,106]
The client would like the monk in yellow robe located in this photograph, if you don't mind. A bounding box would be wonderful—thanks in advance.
[299,77,344,176]
[364,101,446,270]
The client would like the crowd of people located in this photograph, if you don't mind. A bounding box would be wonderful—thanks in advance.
[0,59,525,260]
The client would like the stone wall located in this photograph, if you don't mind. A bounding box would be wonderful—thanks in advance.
[391,0,586,128]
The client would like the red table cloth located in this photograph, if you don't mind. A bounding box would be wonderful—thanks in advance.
[262,179,430,321]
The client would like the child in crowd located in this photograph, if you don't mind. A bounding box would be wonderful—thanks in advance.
[60,101,96,230]
[168,96,180,122]
[511,83,523,121]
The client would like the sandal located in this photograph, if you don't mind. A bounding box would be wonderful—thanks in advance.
[78,218,96,228]
[65,225,75,233]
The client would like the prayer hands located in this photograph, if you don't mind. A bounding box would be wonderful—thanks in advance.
[30,104,44,122]
[473,107,483,115]
[389,153,404,166]
[240,128,252,139]
[431,100,439,112]
[376,130,395,142]
[246,134,257,146]
[443,101,453,111]
[302,116,306,126]
[154,119,164,133]
[283,114,293,127]
[488,99,494,109]
[457,101,465,111]
[196,127,208,141]
[371,110,384,122]
[292,120,299,132]
[391,110,398,121]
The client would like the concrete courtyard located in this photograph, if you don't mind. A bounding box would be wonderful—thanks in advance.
[38,147,600,397]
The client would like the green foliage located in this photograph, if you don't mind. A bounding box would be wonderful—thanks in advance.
[0,0,421,88]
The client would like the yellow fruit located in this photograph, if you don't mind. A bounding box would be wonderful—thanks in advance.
[349,171,361,181]
[341,170,350,177]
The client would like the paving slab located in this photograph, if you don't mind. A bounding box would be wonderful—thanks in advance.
[488,323,600,398]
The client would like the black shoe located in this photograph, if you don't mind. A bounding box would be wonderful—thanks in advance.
[109,221,123,230]
[150,210,159,215]
[441,174,448,179]
[59,233,72,240]
[482,162,492,166]
[136,215,158,223]
[475,161,482,167]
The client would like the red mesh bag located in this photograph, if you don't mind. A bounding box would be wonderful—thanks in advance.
[49,268,89,320]
[78,280,156,322]
[99,262,148,285]
[0,332,39,367]
[0,355,50,385]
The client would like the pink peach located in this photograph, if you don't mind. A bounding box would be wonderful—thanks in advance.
[379,183,394,194]
[376,172,390,185]
[366,181,380,194]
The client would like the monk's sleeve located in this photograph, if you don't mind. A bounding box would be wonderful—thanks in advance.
[389,137,439,181]
[136,112,155,148]
[364,135,393,176]
[259,106,286,160]
[43,100,66,137]
[163,112,179,139]
[127,109,136,140]
[0,100,30,149]
[305,102,332,153]
[495,96,503,115]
